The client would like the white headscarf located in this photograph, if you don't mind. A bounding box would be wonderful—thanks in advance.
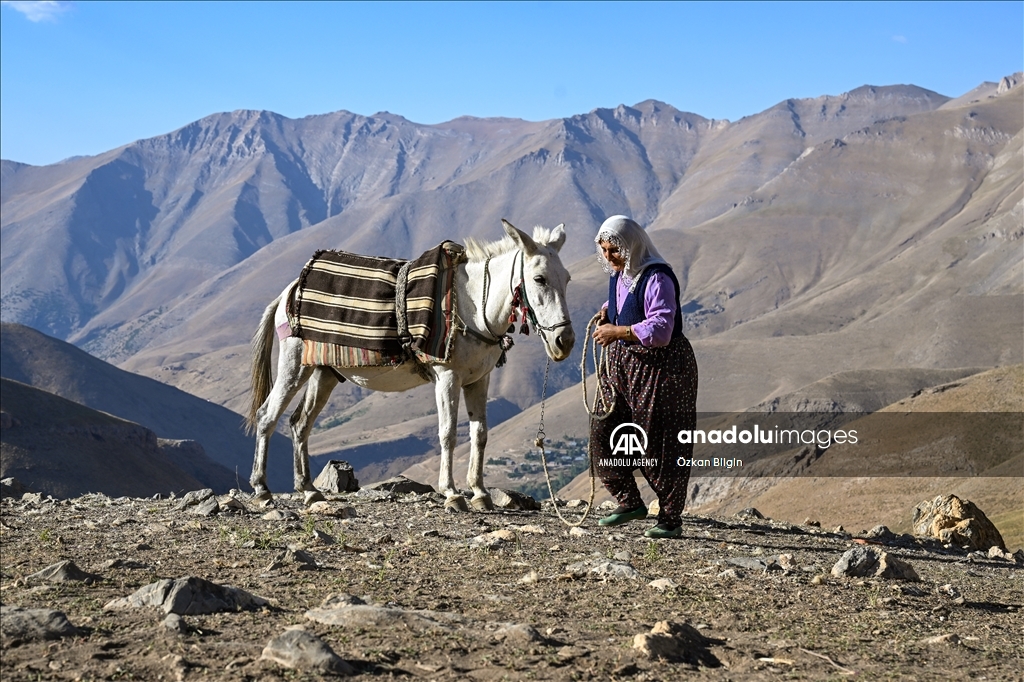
[594,215,669,291]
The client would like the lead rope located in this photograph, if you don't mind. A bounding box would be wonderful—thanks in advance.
[535,357,596,527]
[581,313,616,421]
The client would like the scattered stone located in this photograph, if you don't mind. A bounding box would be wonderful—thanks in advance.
[516,525,546,534]
[613,550,631,562]
[831,547,920,581]
[987,546,1015,561]
[472,529,517,549]
[490,488,541,511]
[776,553,796,570]
[372,533,393,545]
[649,578,678,591]
[833,525,846,534]
[320,594,366,608]
[937,584,963,601]
[735,508,765,520]
[421,529,440,538]
[266,548,318,572]
[865,525,898,543]
[518,570,539,584]
[633,621,719,666]
[104,576,269,614]
[312,460,360,494]
[598,500,619,511]
[568,526,589,537]
[217,495,246,512]
[312,530,335,545]
[261,628,353,676]
[355,488,396,502]
[804,518,820,527]
[1,606,79,644]
[25,560,99,585]
[912,494,1005,552]
[102,558,149,570]
[556,645,590,660]
[564,499,586,509]
[566,559,641,580]
[162,613,188,635]
[306,501,356,517]
[919,633,961,646]
[176,489,214,510]
[191,497,220,516]
[716,568,741,580]
[365,475,433,495]
[494,623,541,643]
[262,510,299,522]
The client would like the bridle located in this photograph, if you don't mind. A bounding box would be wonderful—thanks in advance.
[507,250,572,338]
[462,249,571,364]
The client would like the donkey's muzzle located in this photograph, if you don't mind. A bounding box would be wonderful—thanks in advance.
[553,326,576,359]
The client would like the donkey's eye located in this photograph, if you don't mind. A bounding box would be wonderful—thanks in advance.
[533,276,547,286]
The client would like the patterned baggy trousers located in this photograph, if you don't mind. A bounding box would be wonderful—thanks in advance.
[590,335,698,527]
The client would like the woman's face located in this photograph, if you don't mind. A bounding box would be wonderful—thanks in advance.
[599,240,625,272]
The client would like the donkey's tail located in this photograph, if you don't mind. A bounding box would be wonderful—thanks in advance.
[246,290,284,435]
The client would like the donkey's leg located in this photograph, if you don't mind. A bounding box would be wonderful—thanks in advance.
[289,367,339,505]
[463,375,493,511]
[251,337,314,503]
[434,368,467,511]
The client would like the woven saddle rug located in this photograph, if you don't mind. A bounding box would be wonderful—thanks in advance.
[290,242,464,368]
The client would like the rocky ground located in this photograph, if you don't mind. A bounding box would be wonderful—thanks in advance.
[1,485,1022,681]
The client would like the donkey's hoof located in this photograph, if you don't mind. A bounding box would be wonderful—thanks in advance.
[251,490,274,507]
[470,494,494,512]
[303,489,326,506]
[444,495,469,513]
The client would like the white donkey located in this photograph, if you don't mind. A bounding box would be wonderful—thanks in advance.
[246,220,575,510]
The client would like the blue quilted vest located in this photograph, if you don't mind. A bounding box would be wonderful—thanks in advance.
[607,263,683,339]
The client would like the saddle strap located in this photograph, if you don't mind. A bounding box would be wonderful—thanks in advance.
[395,261,412,346]
[395,260,434,382]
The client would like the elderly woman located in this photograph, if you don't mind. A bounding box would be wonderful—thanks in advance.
[590,215,698,538]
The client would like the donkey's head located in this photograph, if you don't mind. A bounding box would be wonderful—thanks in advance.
[502,219,575,362]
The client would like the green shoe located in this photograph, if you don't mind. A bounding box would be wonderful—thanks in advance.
[644,523,682,539]
[598,505,648,527]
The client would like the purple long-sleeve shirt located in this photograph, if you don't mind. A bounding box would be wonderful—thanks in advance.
[602,272,677,347]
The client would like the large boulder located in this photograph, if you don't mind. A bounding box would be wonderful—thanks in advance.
[313,461,359,493]
[830,546,920,581]
[912,495,1005,551]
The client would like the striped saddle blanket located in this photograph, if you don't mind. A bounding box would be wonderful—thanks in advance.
[290,242,465,368]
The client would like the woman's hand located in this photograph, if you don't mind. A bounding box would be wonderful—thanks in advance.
[592,323,631,347]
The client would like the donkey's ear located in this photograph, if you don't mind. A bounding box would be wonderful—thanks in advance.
[547,223,566,252]
[502,219,538,256]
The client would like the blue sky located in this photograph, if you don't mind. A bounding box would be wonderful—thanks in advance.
[2,1,1021,166]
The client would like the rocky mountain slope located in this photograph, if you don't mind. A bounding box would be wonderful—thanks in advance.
[0,377,225,497]
[0,323,293,491]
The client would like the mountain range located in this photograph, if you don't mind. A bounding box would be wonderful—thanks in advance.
[1,73,1021,499]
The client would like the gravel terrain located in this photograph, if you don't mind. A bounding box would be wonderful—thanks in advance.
[1,488,1021,680]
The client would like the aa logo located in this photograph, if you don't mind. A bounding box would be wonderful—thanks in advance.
[609,422,648,456]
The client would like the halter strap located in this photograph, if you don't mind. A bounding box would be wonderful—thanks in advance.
[514,250,572,334]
